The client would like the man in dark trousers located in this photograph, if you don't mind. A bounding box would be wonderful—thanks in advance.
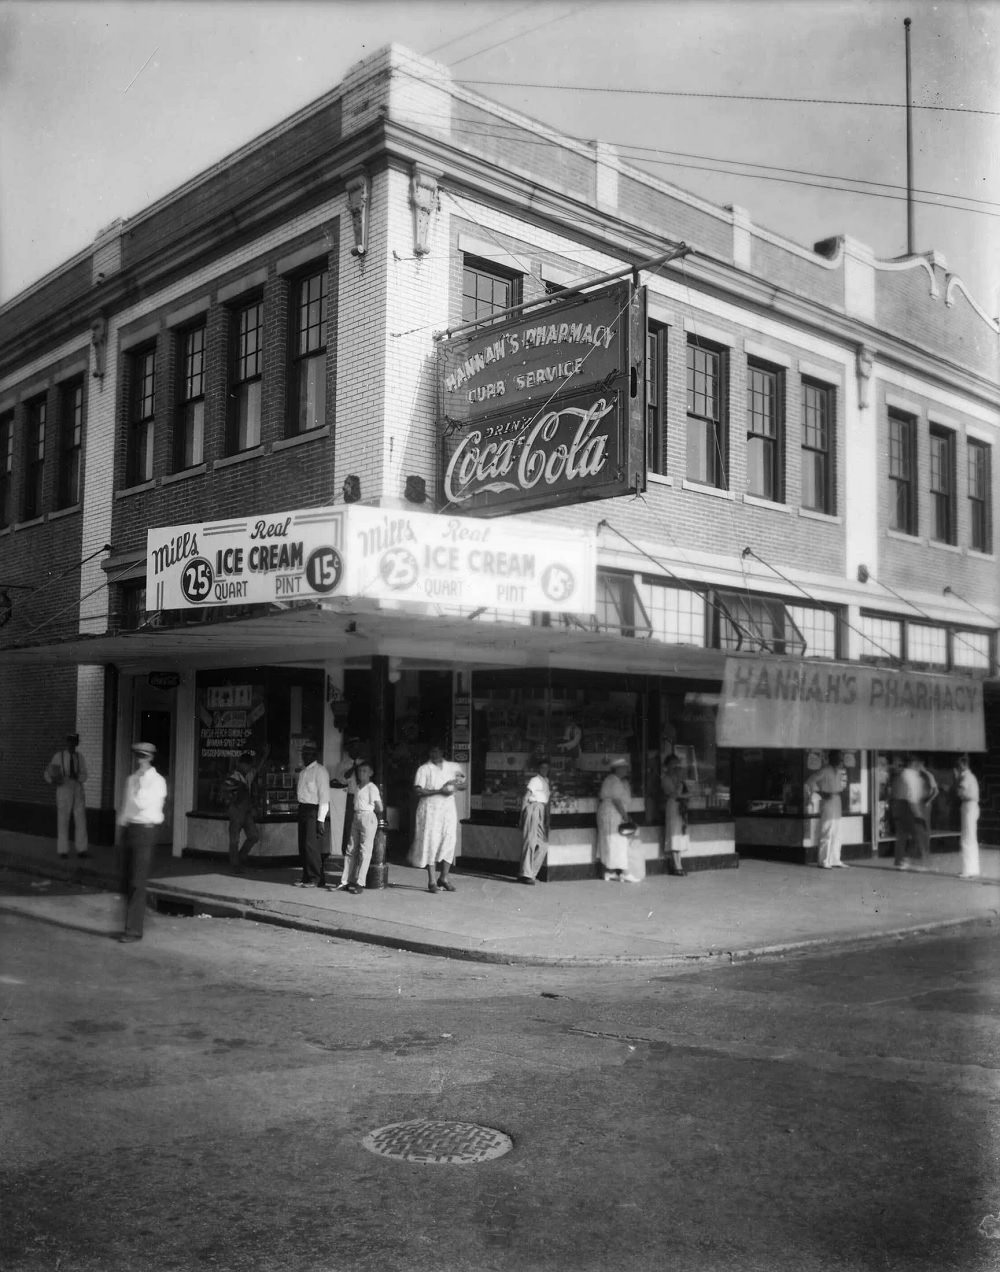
[224,746,269,873]
[116,742,168,943]
[294,741,330,888]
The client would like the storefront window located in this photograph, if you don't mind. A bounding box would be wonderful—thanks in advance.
[732,748,865,818]
[194,667,324,814]
[876,751,963,841]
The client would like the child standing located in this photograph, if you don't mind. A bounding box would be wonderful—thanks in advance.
[336,760,384,894]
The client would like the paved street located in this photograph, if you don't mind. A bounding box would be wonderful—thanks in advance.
[3,899,1000,1272]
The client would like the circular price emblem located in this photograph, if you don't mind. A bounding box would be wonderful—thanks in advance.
[379,548,419,591]
[305,546,343,594]
[541,563,576,604]
[181,557,214,604]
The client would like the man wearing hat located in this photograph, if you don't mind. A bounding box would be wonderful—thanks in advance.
[116,742,168,943]
[295,740,330,888]
[44,732,90,859]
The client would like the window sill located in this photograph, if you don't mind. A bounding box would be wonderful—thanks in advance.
[929,539,962,555]
[162,463,208,486]
[743,493,789,513]
[646,472,673,487]
[967,548,996,562]
[115,479,156,499]
[272,425,331,453]
[49,504,81,522]
[681,479,734,501]
[798,506,841,524]
[12,515,45,531]
[886,527,921,543]
[0,525,10,537]
[215,446,264,470]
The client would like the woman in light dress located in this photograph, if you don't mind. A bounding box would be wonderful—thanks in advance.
[596,757,639,883]
[411,744,464,893]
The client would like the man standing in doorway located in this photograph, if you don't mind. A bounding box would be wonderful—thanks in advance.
[805,750,848,869]
[44,733,90,859]
[295,741,330,888]
[116,742,168,943]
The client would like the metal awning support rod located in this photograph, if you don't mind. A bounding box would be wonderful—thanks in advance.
[436,243,690,343]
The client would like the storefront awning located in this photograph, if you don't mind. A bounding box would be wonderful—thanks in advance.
[718,656,987,753]
[0,602,729,680]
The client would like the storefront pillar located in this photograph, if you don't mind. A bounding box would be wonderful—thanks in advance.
[367,655,390,889]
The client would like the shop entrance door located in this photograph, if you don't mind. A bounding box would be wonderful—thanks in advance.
[133,688,175,848]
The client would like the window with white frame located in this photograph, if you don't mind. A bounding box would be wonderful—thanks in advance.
[801,378,834,514]
[715,592,806,655]
[929,424,956,544]
[686,338,727,487]
[888,409,917,534]
[461,256,522,326]
[953,629,991,672]
[127,344,156,486]
[858,614,903,661]
[23,395,46,520]
[639,579,706,645]
[646,323,668,475]
[907,623,948,668]
[787,604,837,659]
[57,377,83,508]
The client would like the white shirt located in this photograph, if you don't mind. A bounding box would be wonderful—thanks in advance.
[118,766,168,826]
[523,774,550,806]
[414,760,459,792]
[296,761,331,822]
[354,780,382,814]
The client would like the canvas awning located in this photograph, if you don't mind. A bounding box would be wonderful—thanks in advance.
[718,656,987,753]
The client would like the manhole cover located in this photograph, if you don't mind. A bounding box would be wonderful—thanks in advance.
[362,1119,513,1164]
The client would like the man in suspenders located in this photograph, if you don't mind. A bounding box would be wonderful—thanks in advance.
[43,733,89,859]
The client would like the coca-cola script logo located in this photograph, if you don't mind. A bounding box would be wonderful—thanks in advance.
[444,397,615,506]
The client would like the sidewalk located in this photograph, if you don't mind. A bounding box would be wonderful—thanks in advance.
[1,829,998,965]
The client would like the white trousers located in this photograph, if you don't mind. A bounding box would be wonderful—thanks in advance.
[343,811,378,887]
[960,802,980,877]
[817,814,842,867]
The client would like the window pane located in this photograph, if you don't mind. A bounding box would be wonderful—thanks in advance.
[859,615,902,660]
[298,273,327,355]
[639,580,706,645]
[298,354,326,433]
[908,624,947,667]
[687,417,714,484]
[238,380,261,450]
[787,605,837,658]
[954,630,990,671]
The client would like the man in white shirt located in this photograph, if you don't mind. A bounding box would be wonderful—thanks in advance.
[518,758,551,884]
[116,742,168,943]
[805,750,848,869]
[295,741,330,888]
[338,760,384,894]
[44,732,90,859]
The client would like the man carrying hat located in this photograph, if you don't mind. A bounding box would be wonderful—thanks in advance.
[295,740,330,888]
[116,742,168,943]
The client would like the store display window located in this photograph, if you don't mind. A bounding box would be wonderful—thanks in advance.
[731,748,865,818]
[194,667,324,814]
[876,751,963,841]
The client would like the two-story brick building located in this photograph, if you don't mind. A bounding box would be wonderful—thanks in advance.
[1,44,997,878]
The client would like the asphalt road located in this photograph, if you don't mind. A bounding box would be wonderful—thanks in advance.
[2,899,1000,1272]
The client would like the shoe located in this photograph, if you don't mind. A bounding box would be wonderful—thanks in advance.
[427,883,439,893]
[438,879,456,892]
[959,873,979,880]
[604,873,620,882]
[835,862,850,869]
[819,864,833,869]
[77,851,91,859]
[294,881,318,888]
[518,876,536,885]
[621,873,640,883]
[57,853,69,859]
[118,933,141,943]
[336,881,350,890]
[347,885,363,895]
[895,861,911,871]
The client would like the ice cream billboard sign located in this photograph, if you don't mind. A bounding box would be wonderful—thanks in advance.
[439,281,647,516]
[147,505,595,614]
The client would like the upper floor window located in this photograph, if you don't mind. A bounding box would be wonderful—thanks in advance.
[638,577,706,646]
[292,269,327,435]
[175,323,205,470]
[953,629,992,674]
[229,299,263,452]
[746,361,782,501]
[646,323,668,474]
[801,378,834,514]
[968,438,992,553]
[462,256,522,326]
[0,411,13,528]
[686,338,727,488]
[888,409,917,534]
[929,425,955,544]
[907,623,948,669]
[787,603,838,659]
[714,592,806,655]
[57,377,84,508]
[23,396,46,521]
[127,344,156,486]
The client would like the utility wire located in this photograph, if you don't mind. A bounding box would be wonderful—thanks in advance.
[397,105,1000,221]
[455,78,1000,118]
[449,4,597,67]
[424,1,538,56]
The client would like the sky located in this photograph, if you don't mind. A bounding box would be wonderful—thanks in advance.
[1,0,998,315]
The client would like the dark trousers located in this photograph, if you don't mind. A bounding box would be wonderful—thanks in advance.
[892,799,929,864]
[228,801,259,864]
[297,804,326,884]
[120,823,156,937]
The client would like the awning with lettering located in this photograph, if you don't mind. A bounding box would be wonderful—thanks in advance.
[718,656,986,752]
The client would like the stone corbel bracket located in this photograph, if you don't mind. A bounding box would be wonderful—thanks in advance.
[856,344,874,410]
[345,171,371,257]
[411,167,439,256]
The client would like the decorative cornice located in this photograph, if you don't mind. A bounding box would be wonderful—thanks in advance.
[945,273,1000,332]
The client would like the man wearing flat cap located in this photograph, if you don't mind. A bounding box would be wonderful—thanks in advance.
[116,742,168,943]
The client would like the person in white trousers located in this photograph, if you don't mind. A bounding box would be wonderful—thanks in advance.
[805,750,848,869]
[44,733,89,858]
[336,761,384,894]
